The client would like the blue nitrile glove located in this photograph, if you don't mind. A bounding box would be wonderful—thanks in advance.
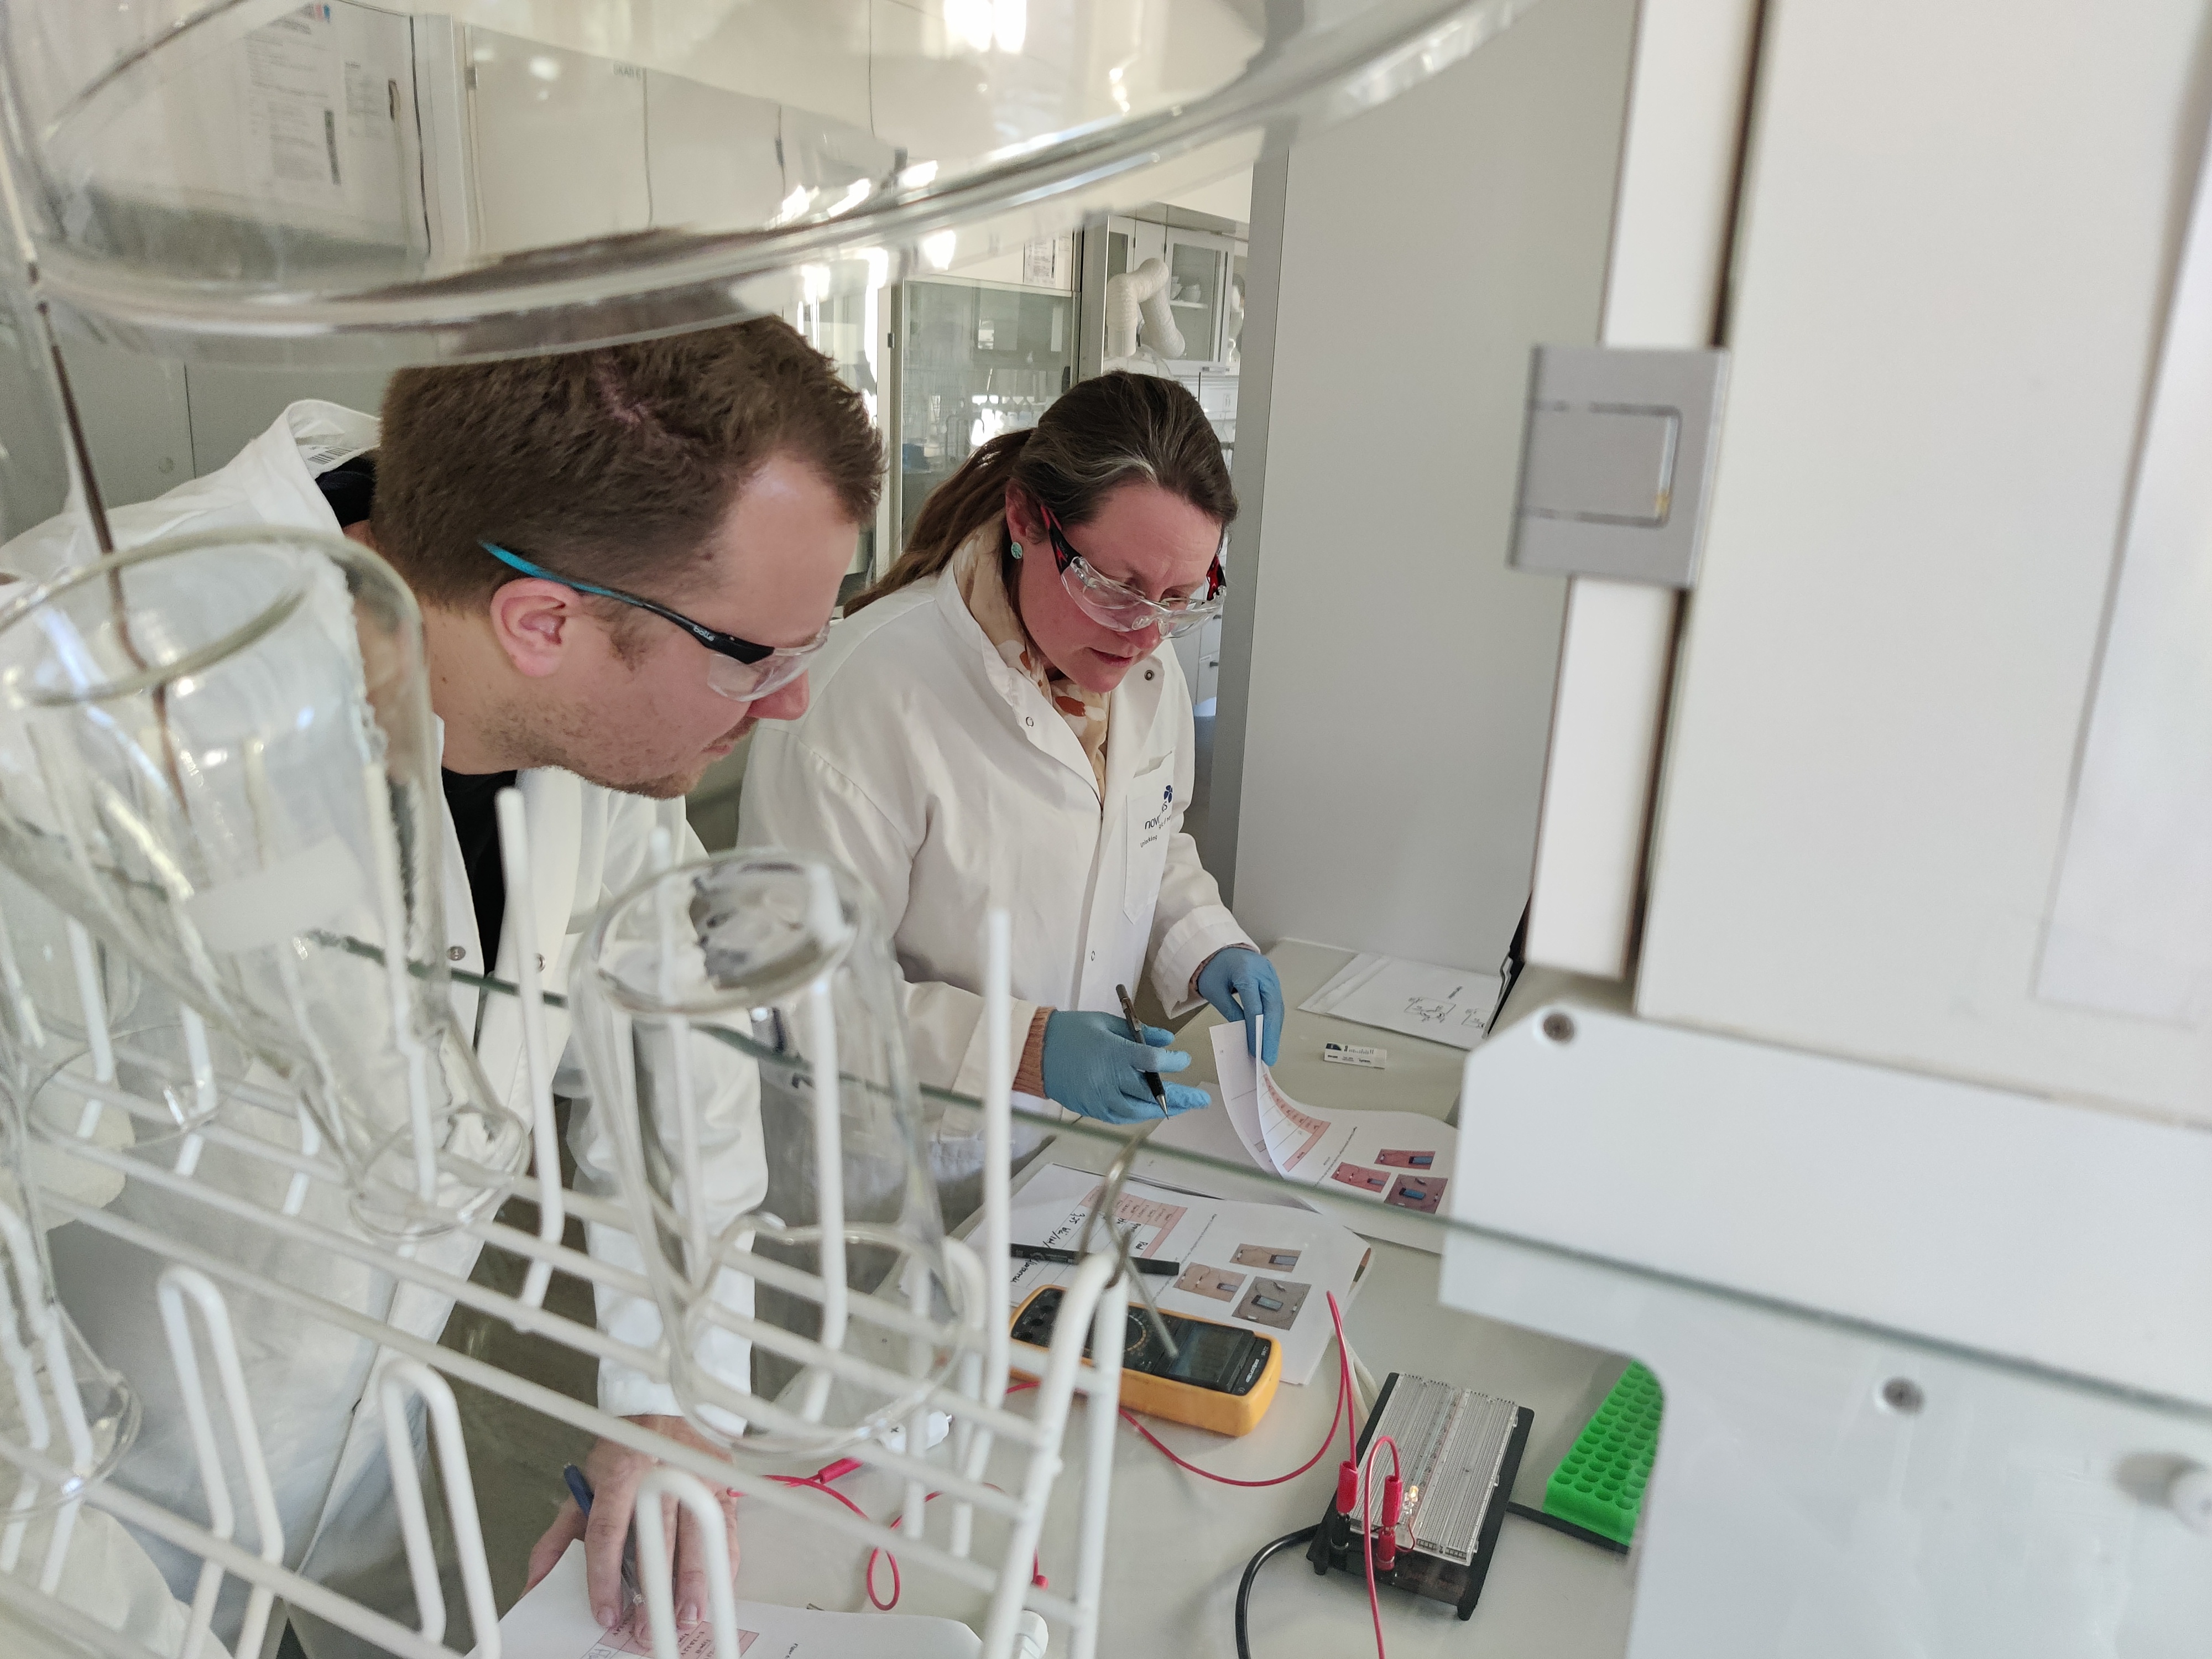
[1040,1011,1209,1124]
[1197,948,1283,1065]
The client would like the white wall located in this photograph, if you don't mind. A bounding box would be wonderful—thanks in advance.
[1213,0,1638,971]
[1160,168,1253,227]
[1639,0,2212,1124]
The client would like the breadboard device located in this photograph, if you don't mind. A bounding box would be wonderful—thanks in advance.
[1308,1373,1532,1620]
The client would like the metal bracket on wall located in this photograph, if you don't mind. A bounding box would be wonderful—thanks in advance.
[1508,345,1730,588]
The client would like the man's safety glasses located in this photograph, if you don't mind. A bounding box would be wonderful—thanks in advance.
[1040,508,1224,639]
[480,542,827,702]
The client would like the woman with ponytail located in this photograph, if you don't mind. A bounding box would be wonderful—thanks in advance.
[740,372,1282,1172]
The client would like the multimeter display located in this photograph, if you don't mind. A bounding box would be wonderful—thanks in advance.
[1010,1287,1272,1396]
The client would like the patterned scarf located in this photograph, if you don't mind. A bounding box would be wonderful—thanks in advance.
[955,525,1110,799]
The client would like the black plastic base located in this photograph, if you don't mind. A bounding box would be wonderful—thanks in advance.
[1306,1374,1533,1623]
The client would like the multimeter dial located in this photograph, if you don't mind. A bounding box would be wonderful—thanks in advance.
[1119,1310,1155,1366]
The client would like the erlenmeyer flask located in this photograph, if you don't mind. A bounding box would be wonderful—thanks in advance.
[572,849,962,1460]
[0,528,528,1237]
[0,1045,138,1516]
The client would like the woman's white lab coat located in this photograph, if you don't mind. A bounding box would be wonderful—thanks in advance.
[7,404,759,1658]
[738,549,1253,1105]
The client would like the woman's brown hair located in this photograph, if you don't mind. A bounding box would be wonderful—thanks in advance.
[847,371,1235,613]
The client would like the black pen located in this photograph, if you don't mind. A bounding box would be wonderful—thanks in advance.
[1115,982,1170,1111]
[1012,1242,1179,1276]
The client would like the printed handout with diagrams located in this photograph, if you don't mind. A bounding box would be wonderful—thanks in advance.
[1211,1025,1457,1217]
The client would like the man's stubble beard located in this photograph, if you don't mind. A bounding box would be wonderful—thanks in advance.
[483,697,753,800]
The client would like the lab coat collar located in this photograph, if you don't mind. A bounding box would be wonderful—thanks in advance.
[930,560,1103,797]
[202,399,379,545]
[0,399,379,585]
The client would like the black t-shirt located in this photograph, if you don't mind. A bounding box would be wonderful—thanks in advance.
[314,455,514,969]
[441,765,518,970]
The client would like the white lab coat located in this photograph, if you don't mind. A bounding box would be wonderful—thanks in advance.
[7,405,761,1657]
[738,547,1252,1111]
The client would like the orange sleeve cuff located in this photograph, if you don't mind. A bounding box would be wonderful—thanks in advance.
[1015,1006,1051,1098]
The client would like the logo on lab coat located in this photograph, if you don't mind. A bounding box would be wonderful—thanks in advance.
[1141,782,1174,834]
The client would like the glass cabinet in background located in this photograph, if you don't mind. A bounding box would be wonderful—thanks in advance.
[895,277,1076,545]
[1166,239,1223,363]
[1097,211,1244,377]
[788,284,888,589]
[883,215,1244,572]
[1089,210,1245,463]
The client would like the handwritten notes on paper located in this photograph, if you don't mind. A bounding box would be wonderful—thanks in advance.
[1298,953,1502,1050]
[1211,1025,1457,1219]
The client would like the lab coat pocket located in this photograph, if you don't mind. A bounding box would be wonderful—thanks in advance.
[1124,761,1175,921]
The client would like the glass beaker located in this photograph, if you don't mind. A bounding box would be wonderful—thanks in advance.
[572,849,961,1460]
[0,528,528,1237]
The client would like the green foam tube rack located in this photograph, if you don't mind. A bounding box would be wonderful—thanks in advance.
[1543,1361,1662,1546]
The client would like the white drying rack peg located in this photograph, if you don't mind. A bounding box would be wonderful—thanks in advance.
[0,836,1124,1659]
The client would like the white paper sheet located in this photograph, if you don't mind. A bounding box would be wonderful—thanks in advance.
[477,1542,979,1659]
[1211,1026,1457,1220]
[1007,1162,1370,1384]
[1297,952,1501,1049]
[244,7,346,210]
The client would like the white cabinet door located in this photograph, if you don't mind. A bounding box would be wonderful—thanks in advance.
[466,29,649,257]
[1161,231,1232,368]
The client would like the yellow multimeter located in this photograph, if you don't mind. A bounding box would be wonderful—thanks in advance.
[1009,1284,1284,1437]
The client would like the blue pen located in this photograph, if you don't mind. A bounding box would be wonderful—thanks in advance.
[562,1464,642,1613]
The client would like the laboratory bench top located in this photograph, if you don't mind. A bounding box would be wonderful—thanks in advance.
[729,940,1637,1657]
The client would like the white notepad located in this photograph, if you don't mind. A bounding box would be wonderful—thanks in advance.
[1298,952,1501,1049]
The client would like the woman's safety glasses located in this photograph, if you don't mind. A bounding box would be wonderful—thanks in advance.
[481,542,827,702]
[1040,508,1224,639]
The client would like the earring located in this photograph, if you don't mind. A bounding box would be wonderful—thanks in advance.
[1008,541,1024,559]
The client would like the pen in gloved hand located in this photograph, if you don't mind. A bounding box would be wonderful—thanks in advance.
[562,1463,642,1614]
[1115,984,1168,1112]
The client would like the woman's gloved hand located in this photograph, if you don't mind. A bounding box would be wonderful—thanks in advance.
[1197,948,1283,1064]
[1041,1011,1209,1123]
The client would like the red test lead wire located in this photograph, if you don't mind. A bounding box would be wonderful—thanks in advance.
[1359,1433,1402,1659]
[790,1296,1370,1613]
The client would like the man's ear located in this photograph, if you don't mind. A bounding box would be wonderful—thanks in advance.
[486,578,580,679]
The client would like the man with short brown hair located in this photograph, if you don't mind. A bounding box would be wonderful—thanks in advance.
[8,316,880,1655]
[369,318,881,798]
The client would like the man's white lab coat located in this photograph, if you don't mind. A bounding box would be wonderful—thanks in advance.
[738,551,1251,1105]
[4,404,760,1656]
